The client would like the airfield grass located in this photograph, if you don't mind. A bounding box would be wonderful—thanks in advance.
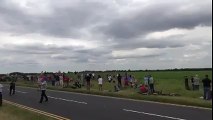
[0,103,55,120]
[1,70,212,108]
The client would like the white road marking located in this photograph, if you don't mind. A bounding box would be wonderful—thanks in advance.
[7,89,27,94]
[48,96,88,105]
[11,85,212,111]
[16,90,28,94]
[123,109,186,120]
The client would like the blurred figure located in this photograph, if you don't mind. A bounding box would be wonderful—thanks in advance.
[59,73,64,87]
[80,73,84,86]
[117,74,122,89]
[191,76,195,90]
[144,75,148,86]
[194,75,200,91]
[98,75,103,91]
[149,75,155,94]
[39,77,48,103]
[139,84,148,94]
[63,75,70,87]
[184,76,190,90]
[9,80,15,96]
[202,75,212,100]
[55,73,60,86]
[108,75,112,83]
[0,83,3,106]
[86,74,91,91]
[113,80,119,92]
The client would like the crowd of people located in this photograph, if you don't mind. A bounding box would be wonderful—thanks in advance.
[184,75,200,91]
[0,72,212,106]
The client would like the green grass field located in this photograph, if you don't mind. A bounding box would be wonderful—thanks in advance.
[1,70,212,108]
[0,103,55,120]
[68,70,212,98]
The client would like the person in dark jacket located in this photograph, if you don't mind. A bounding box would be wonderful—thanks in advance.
[86,74,91,91]
[184,76,190,90]
[117,74,122,89]
[202,75,212,100]
[0,83,3,106]
[9,80,15,96]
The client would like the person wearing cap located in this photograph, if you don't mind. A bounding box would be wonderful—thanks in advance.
[0,83,3,106]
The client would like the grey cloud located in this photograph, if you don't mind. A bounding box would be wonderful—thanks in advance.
[109,54,163,60]
[112,36,186,50]
[0,44,74,55]
[0,0,212,73]
[97,1,212,39]
[51,47,112,63]
[0,0,109,38]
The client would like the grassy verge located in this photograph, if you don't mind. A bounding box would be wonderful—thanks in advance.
[8,81,212,109]
[1,70,212,108]
[0,103,56,120]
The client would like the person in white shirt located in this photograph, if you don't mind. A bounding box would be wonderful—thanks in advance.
[59,74,64,87]
[0,83,3,106]
[108,75,112,83]
[194,75,200,91]
[144,76,148,85]
[98,75,103,91]
[39,76,48,103]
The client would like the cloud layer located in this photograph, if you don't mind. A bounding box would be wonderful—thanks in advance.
[0,0,212,73]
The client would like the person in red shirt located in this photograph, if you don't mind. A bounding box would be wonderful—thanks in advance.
[140,84,148,93]
[63,75,70,87]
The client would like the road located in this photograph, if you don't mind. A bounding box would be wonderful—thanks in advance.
[2,86,212,120]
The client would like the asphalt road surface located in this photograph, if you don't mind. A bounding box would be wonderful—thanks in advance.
[2,86,212,120]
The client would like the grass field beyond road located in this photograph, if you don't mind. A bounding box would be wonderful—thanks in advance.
[0,102,55,120]
[1,70,212,108]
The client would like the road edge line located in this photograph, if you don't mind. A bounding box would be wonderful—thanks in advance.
[10,85,213,110]
[3,99,70,120]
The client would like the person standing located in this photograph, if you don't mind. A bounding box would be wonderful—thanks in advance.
[144,75,148,86]
[39,78,48,103]
[81,73,84,86]
[55,73,60,86]
[59,74,64,88]
[184,76,190,90]
[0,83,3,106]
[108,75,112,83]
[86,74,91,91]
[117,74,122,89]
[191,76,195,90]
[202,75,211,100]
[149,75,155,94]
[98,75,103,91]
[194,75,200,91]
[9,80,15,96]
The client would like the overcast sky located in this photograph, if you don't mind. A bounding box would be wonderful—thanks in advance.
[0,0,212,73]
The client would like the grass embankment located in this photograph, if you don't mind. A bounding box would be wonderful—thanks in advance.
[1,70,212,108]
[0,103,55,120]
